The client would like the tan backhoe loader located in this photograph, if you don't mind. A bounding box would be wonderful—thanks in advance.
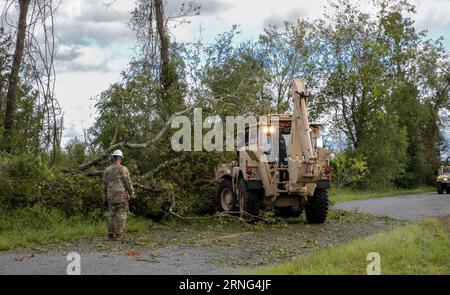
[215,79,332,223]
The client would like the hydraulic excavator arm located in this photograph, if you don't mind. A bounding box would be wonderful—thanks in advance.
[288,79,315,162]
[287,79,328,196]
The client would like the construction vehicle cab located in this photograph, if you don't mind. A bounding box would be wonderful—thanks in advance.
[215,79,332,223]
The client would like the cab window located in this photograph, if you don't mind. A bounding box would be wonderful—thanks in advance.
[249,128,258,145]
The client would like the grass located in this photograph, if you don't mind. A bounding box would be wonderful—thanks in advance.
[330,186,433,203]
[0,205,149,251]
[247,219,450,275]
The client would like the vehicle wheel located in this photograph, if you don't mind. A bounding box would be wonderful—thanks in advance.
[217,178,238,212]
[238,178,261,220]
[437,183,444,194]
[305,188,329,224]
[275,206,303,218]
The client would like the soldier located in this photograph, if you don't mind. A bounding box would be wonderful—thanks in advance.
[103,149,135,241]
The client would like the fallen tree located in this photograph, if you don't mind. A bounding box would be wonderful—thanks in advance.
[79,107,192,171]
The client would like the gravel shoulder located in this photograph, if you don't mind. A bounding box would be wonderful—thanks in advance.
[0,210,401,275]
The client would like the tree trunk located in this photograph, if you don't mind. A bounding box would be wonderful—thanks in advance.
[154,0,171,93]
[3,0,31,153]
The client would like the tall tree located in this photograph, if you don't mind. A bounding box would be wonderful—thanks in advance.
[154,0,170,94]
[256,21,317,114]
[3,0,31,153]
[1,0,60,156]
[310,0,449,187]
[0,27,12,106]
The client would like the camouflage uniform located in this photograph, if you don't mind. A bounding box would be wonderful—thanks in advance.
[103,164,135,239]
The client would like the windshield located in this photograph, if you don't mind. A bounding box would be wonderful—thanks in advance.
[444,168,450,174]
[279,134,290,164]
[260,127,291,164]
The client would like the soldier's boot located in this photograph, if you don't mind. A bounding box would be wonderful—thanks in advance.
[108,233,116,240]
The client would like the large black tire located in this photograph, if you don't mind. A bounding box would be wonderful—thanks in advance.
[275,206,303,218]
[305,189,329,224]
[238,178,262,220]
[437,183,444,194]
[217,178,238,212]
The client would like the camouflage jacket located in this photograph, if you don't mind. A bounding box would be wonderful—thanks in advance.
[103,164,135,203]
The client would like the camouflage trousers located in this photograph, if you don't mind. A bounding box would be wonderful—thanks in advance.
[107,201,128,236]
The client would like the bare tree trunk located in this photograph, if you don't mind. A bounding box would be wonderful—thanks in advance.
[154,0,171,93]
[3,0,31,153]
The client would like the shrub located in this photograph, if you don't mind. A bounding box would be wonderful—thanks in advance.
[0,152,103,216]
[0,152,53,207]
[39,172,103,216]
[331,151,369,188]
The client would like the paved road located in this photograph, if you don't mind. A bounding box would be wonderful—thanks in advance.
[334,192,450,220]
[0,246,234,275]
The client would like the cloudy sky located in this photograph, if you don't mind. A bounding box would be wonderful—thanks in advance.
[33,0,450,143]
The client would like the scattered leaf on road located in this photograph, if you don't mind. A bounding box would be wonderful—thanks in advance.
[15,254,34,262]
[120,250,140,257]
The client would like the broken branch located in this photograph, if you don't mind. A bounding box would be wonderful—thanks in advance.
[79,107,192,171]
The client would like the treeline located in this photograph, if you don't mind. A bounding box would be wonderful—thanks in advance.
[0,0,448,218]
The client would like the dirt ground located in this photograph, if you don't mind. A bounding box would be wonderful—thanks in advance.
[0,210,403,275]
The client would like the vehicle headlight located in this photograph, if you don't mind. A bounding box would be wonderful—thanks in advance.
[444,178,448,182]
[262,126,276,135]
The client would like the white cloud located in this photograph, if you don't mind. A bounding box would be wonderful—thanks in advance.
[170,0,375,42]
[56,44,130,73]
[414,0,450,32]
[56,71,123,144]
[52,1,135,145]
[263,8,310,27]
[56,0,135,48]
